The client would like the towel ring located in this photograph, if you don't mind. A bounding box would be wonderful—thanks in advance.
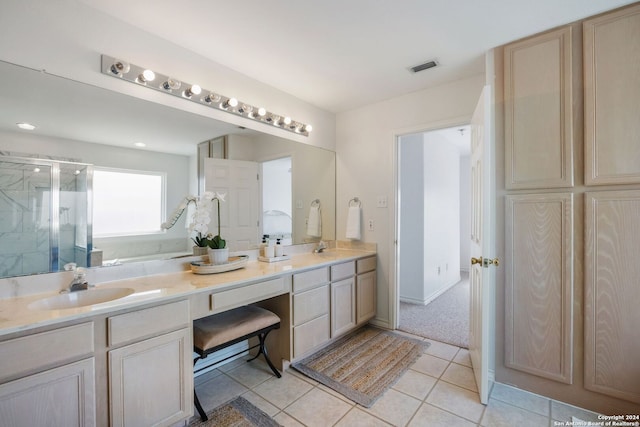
[310,199,321,208]
[349,197,361,207]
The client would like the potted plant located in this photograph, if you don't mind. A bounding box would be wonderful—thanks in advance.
[204,192,228,264]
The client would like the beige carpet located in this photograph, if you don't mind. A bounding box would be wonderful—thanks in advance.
[399,273,469,348]
[291,326,429,407]
[188,396,281,427]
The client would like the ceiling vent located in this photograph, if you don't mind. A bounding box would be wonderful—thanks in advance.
[409,60,439,73]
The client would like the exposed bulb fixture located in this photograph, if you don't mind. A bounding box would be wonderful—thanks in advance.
[222,97,238,109]
[100,55,313,136]
[33,167,40,173]
[162,78,181,91]
[204,92,221,104]
[137,69,155,84]
[110,60,130,76]
[238,104,253,114]
[17,122,36,130]
[183,84,202,98]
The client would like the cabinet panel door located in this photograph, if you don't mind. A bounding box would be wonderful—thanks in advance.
[584,4,640,185]
[293,284,329,326]
[504,27,573,189]
[505,193,573,383]
[109,328,192,427]
[293,314,330,359]
[356,271,376,324]
[585,191,640,403]
[0,358,95,427]
[331,278,356,338]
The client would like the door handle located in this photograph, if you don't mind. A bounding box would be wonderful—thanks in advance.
[471,257,500,267]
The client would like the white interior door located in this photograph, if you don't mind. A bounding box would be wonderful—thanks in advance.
[204,158,259,251]
[469,85,496,404]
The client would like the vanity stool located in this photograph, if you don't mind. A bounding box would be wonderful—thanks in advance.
[192,305,282,421]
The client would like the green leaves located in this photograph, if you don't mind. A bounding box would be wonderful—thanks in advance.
[208,235,226,249]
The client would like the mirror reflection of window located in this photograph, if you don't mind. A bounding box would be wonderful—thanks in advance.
[93,168,165,237]
[261,157,292,244]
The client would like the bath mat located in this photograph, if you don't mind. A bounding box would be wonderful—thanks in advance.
[292,326,429,407]
[188,396,281,427]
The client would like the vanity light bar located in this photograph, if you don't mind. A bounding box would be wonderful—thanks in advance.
[100,55,312,136]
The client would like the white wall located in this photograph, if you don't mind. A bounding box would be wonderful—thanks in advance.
[399,132,462,305]
[0,0,335,152]
[423,133,461,297]
[336,74,485,328]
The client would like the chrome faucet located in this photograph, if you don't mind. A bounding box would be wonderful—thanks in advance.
[314,240,328,253]
[62,263,90,293]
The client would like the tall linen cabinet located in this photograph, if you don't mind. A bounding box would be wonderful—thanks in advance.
[496,3,640,415]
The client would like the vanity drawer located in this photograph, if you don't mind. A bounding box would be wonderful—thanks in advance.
[293,284,329,326]
[210,277,289,312]
[357,256,377,274]
[108,300,189,347]
[293,314,330,358]
[0,322,94,381]
[331,261,355,281]
[293,267,329,293]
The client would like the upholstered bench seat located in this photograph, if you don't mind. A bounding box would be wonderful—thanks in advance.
[192,305,282,421]
[193,305,280,352]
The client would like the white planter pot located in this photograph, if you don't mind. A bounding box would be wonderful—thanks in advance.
[193,246,208,256]
[207,247,229,265]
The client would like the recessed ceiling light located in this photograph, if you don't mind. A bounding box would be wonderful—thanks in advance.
[17,122,36,130]
[134,142,146,147]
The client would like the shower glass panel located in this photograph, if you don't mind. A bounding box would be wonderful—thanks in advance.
[0,156,92,279]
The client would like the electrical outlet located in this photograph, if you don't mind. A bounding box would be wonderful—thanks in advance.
[377,196,388,208]
[368,219,374,231]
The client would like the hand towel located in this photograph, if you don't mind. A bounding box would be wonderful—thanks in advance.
[307,205,322,237]
[345,206,361,240]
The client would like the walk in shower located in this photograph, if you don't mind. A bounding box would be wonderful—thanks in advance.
[0,156,93,278]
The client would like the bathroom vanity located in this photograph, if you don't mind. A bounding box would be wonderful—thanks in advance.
[0,248,376,427]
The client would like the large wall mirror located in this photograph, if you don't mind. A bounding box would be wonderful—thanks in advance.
[0,60,335,279]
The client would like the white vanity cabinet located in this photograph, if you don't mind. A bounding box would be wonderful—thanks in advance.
[107,300,192,427]
[330,261,356,338]
[356,256,377,325]
[0,322,96,427]
[291,267,330,358]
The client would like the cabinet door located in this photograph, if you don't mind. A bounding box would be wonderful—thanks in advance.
[109,328,192,427]
[331,278,356,337]
[0,358,95,427]
[504,26,574,189]
[584,4,640,185]
[356,271,376,325]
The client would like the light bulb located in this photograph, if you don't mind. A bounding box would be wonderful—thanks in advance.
[162,78,181,91]
[110,60,130,76]
[184,84,202,98]
[137,69,155,84]
[222,97,238,109]
[238,104,253,114]
[204,92,221,104]
[33,167,40,173]
[257,107,266,117]
[283,116,292,125]
[303,124,313,133]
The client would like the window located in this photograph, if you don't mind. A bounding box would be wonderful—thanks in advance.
[93,168,165,237]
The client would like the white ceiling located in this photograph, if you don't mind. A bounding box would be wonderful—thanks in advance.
[78,0,635,113]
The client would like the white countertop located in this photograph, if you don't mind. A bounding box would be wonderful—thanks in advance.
[0,249,375,338]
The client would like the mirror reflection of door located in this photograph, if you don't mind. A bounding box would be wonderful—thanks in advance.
[261,157,293,245]
[204,158,259,251]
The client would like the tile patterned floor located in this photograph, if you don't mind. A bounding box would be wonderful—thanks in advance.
[193,332,601,426]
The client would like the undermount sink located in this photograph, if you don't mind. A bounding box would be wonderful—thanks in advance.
[28,287,135,310]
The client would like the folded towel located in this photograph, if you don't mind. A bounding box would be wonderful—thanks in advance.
[345,206,361,240]
[307,205,322,237]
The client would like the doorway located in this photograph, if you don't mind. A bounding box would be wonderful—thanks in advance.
[396,125,471,348]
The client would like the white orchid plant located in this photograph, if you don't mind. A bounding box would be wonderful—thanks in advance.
[162,191,227,249]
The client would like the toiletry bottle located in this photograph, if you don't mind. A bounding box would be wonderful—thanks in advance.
[265,243,275,258]
[260,235,268,257]
[275,238,283,257]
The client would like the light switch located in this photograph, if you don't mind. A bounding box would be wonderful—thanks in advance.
[368,219,374,231]
[377,196,388,208]
[296,199,303,209]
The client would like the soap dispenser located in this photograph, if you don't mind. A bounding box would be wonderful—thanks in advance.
[260,235,268,257]
[275,238,283,257]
